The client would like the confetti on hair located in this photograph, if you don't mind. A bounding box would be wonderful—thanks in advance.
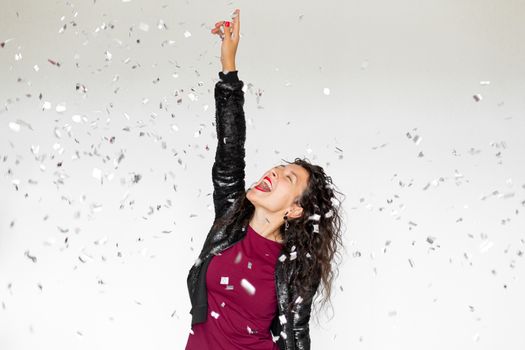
[313,224,319,233]
[324,209,333,218]
[294,296,303,304]
[308,213,321,221]
[278,254,287,262]
[290,251,297,260]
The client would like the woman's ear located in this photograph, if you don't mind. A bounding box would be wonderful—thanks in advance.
[288,205,303,219]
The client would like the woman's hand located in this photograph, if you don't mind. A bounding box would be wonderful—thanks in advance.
[211,9,240,72]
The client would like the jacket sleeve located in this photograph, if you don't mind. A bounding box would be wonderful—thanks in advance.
[291,274,322,350]
[211,70,246,221]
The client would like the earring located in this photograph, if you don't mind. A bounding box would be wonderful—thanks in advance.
[283,211,290,231]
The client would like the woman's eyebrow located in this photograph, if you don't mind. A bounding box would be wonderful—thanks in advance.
[279,165,297,182]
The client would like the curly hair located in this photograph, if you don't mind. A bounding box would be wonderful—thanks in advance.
[212,157,347,324]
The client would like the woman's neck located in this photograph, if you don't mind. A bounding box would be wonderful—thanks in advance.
[248,209,284,243]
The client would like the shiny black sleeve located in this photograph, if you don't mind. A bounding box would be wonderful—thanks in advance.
[291,275,322,350]
[211,70,246,220]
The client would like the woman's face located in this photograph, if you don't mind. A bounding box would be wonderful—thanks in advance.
[247,163,310,216]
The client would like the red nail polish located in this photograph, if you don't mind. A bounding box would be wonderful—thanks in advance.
[225,21,230,27]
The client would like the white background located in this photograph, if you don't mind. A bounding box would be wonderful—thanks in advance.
[1,0,524,349]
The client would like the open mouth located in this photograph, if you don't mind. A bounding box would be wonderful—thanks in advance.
[255,176,272,192]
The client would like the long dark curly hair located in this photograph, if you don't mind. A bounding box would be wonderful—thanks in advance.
[212,157,347,324]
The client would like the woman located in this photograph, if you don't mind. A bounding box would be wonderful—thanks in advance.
[186,9,345,350]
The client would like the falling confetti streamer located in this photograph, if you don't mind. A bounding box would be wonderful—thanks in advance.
[240,278,256,295]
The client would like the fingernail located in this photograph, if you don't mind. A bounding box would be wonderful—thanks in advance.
[225,21,230,27]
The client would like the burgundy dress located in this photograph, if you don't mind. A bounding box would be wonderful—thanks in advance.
[185,224,283,350]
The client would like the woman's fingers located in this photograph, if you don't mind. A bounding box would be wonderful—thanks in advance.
[210,9,240,42]
[231,9,240,40]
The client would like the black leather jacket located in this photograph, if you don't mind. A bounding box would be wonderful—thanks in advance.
[186,71,320,350]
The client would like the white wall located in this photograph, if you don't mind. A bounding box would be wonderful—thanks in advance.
[1,0,524,349]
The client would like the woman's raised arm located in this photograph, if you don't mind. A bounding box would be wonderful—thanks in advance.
[210,9,246,220]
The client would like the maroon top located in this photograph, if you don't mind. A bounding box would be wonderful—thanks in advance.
[185,224,283,350]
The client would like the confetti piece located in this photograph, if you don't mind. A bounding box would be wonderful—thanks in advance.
[56,103,66,113]
[290,251,297,260]
[72,115,82,123]
[324,209,333,218]
[479,240,493,253]
[220,276,229,285]
[240,278,256,295]
[92,168,102,181]
[426,236,436,244]
[1,38,15,48]
[247,261,252,269]
[408,258,415,268]
[8,122,21,132]
[473,94,482,102]
[157,19,168,30]
[308,213,320,221]
[294,296,303,304]
[323,87,330,95]
[279,314,287,324]
[211,311,220,319]
[25,250,37,263]
[234,251,242,263]
[221,302,226,307]
[279,254,287,262]
[312,224,319,233]
[48,58,61,67]
[184,30,191,38]
[139,22,149,32]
